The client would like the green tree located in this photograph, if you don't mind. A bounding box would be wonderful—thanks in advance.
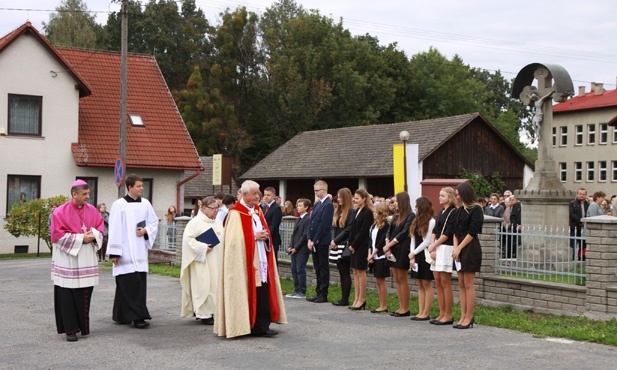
[43,0,104,49]
[458,169,506,199]
[4,195,69,251]
[103,0,211,90]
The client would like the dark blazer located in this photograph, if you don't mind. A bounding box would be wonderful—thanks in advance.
[569,199,589,228]
[348,207,374,248]
[332,209,356,245]
[369,224,388,257]
[485,204,504,218]
[261,202,282,246]
[386,212,415,243]
[510,202,522,227]
[290,214,310,254]
[432,206,456,242]
[307,197,335,246]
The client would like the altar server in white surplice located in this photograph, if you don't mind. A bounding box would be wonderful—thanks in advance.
[180,197,224,325]
[107,174,158,329]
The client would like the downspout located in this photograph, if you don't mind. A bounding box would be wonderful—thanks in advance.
[177,167,203,212]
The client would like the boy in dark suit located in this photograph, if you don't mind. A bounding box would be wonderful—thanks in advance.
[286,199,312,299]
[261,187,283,263]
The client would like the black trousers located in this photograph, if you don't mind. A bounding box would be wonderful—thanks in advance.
[54,285,93,335]
[312,244,330,298]
[112,272,151,324]
[251,283,272,334]
[336,259,351,302]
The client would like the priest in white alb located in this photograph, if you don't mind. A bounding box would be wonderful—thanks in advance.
[180,197,224,325]
[107,174,158,329]
[51,179,104,342]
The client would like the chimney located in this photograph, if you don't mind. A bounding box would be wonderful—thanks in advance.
[578,86,585,97]
[591,82,604,95]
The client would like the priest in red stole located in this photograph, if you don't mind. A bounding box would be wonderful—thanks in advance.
[214,180,287,338]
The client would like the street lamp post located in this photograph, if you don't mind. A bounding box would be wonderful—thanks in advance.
[399,130,410,193]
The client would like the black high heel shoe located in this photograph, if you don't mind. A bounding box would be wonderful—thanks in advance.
[391,310,410,317]
[434,319,454,325]
[456,317,474,329]
[370,308,388,314]
[349,302,366,310]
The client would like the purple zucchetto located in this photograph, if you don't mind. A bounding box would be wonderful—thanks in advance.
[72,179,88,187]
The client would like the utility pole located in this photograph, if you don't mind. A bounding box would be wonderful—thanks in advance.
[117,0,128,198]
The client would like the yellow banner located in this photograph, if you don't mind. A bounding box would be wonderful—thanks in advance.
[393,144,404,194]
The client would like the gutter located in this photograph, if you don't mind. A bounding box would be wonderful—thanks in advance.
[176,167,203,212]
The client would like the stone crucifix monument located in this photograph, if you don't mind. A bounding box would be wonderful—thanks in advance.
[512,63,575,228]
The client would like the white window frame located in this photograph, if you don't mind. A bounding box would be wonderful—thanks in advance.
[559,162,567,182]
[599,123,608,145]
[552,127,557,147]
[598,161,607,182]
[587,123,596,145]
[574,162,582,182]
[612,160,617,182]
[560,126,568,146]
[613,126,617,144]
[574,125,583,146]
[586,161,595,182]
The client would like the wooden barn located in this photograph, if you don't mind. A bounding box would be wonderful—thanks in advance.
[239,113,533,202]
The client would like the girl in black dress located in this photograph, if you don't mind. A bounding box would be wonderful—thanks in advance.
[408,197,435,321]
[452,182,484,329]
[329,188,354,306]
[383,192,415,317]
[348,189,374,310]
[368,203,390,313]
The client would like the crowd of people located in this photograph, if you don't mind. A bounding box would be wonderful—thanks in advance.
[51,175,616,343]
[284,180,484,331]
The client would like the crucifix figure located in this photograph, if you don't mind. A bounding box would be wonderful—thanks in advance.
[527,89,554,142]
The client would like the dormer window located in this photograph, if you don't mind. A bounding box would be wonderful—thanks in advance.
[129,114,144,126]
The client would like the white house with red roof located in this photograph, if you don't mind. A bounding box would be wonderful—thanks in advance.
[0,23,201,253]
[552,82,617,197]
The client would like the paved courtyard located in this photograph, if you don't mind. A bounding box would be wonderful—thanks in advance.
[1,258,615,369]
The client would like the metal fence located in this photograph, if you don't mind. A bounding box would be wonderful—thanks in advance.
[494,224,586,285]
[155,221,178,250]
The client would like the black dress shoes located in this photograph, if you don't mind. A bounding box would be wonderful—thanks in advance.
[250,329,279,338]
[201,317,214,325]
[66,333,78,342]
[306,296,318,302]
[332,300,349,306]
[410,315,431,321]
[313,297,328,303]
[133,320,150,329]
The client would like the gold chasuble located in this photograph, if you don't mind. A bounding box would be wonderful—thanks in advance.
[214,202,287,338]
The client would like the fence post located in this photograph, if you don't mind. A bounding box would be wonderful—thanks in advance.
[583,215,617,319]
[173,216,191,265]
[477,216,502,300]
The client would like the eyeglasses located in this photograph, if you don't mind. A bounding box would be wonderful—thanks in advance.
[314,189,325,193]
[203,206,218,210]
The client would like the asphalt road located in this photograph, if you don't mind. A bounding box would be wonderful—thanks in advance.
[0,259,615,369]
